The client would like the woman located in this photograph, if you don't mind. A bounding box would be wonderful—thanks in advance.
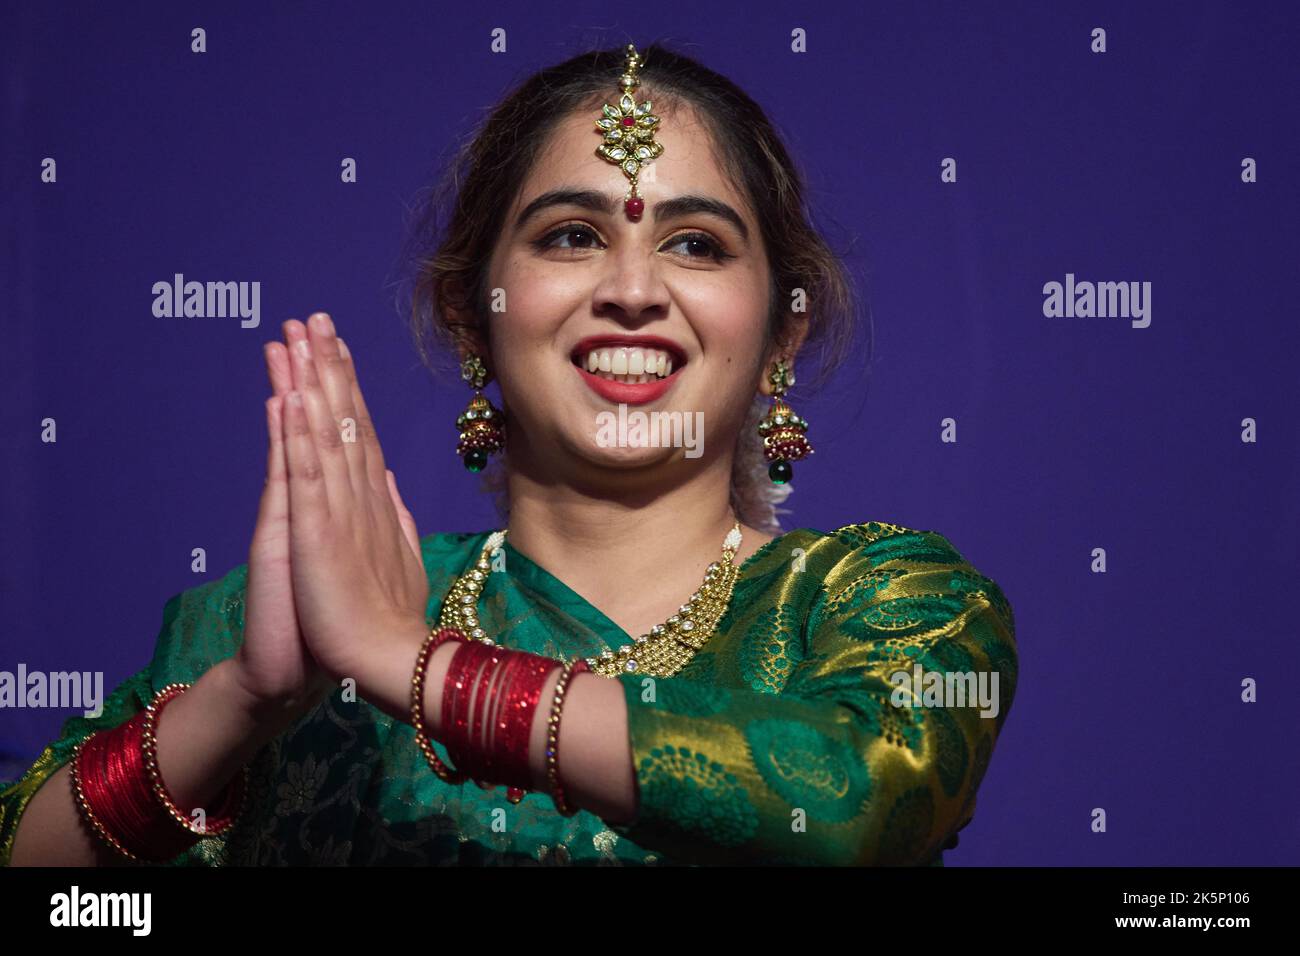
[1,42,1017,866]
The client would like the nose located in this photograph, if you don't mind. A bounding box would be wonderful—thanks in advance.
[591,240,671,328]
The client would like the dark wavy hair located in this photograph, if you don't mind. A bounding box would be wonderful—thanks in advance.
[399,40,863,531]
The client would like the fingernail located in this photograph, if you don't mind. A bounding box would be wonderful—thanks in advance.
[309,313,333,335]
[296,339,311,358]
[338,338,351,359]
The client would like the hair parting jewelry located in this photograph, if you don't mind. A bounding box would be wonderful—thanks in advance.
[594,43,664,222]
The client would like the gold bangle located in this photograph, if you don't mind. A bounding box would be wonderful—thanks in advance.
[544,660,588,817]
[140,683,248,837]
[411,625,469,783]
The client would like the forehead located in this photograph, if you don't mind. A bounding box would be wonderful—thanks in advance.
[508,100,750,222]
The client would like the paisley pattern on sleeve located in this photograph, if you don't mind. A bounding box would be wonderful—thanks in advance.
[610,521,1018,865]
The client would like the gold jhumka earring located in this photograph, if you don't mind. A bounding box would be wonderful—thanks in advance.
[455,354,505,473]
[759,358,813,484]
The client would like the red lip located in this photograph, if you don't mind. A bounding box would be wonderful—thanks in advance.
[575,365,679,405]
[570,335,688,407]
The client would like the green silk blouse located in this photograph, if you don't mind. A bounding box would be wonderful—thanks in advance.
[0,521,1018,866]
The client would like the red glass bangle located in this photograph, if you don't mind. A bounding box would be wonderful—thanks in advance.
[71,683,247,862]
[443,640,499,789]
[495,654,558,796]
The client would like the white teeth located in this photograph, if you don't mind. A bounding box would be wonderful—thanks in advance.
[578,346,677,383]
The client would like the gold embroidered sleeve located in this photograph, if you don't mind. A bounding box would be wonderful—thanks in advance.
[610,526,1018,865]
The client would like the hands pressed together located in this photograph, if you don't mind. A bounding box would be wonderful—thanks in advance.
[231,312,431,732]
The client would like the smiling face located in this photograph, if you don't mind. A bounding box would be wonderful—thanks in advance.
[479,98,780,489]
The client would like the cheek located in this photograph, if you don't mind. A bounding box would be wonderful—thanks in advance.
[676,272,770,363]
[490,260,576,353]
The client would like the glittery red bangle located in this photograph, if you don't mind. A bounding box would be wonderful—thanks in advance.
[443,640,499,789]
[478,645,518,781]
[495,654,558,794]
[73,684,246,862]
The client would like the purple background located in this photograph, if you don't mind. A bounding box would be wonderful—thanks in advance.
[3,1,1297,865]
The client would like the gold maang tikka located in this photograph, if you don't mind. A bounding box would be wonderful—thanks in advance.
[594,44,664,221]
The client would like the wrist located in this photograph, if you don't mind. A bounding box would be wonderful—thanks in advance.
[344,615,432,723]
[215,657,307,748]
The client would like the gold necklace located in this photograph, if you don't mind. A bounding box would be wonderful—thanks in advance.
[438,522,744,679]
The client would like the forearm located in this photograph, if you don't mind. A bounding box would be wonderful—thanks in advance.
[360,630,638,826]
[525,670,635,824]
[9,657,284,866]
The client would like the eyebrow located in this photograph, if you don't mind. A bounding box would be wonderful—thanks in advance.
[513,187,750,242]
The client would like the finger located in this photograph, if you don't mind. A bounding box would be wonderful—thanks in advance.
[305,312,369,497]
[386,469,421,564]
[282,390,331,528]
[336,337,390,496]
[265,395,288,489]
[282,320,313,392]
[253,396,291,551]
[264,341,293,397]
[291,345,354,517]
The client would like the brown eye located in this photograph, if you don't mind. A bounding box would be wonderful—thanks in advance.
[661,231,732,262]
[535,224,603,252]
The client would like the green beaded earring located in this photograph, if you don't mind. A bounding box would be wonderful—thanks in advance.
[455,354,505,473]
[758,358,813,484]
